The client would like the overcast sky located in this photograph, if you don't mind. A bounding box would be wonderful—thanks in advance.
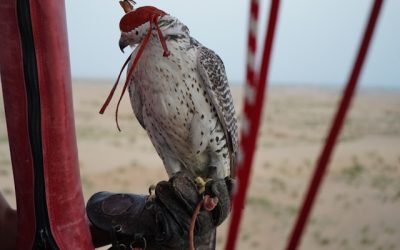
[66,0,399,87]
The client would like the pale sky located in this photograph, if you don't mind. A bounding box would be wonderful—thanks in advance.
[66,0,399,87]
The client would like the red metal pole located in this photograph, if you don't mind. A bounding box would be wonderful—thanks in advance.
[285,1,384,249]
[225,1,280,249]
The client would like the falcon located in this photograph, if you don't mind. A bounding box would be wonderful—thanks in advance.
[105,6,238,181]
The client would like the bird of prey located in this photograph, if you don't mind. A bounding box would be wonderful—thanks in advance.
[106,6,238,181]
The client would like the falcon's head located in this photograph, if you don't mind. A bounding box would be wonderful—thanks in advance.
[118,6,189,52]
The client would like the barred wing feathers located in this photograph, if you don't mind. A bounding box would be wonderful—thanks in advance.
[197,47,239,177]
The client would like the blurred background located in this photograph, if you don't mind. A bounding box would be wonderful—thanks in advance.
[65,0,399,87]
[1,0,399,249]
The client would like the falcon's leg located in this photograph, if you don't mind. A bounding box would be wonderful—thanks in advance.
[189,113,229,179]
[142,112,185,177]
[150,134,185,177]
[206,129,230,179]
[206,153,228,179]
[162,152,185,177]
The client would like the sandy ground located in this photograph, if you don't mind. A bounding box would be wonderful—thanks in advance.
[1,80,400,250]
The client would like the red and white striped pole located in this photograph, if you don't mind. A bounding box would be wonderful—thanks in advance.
[243,0,260,112]
[225,1,280,249]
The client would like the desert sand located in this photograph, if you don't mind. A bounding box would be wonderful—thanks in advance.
[1,80,399,250]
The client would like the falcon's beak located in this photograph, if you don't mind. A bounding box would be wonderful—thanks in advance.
[119,37,129,53]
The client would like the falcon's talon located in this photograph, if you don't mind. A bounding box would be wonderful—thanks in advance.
[195,176,214,194]
[194,176,206,194]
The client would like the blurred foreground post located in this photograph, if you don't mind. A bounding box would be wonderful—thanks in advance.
[0,0,94,248]
[225,0,281,249]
